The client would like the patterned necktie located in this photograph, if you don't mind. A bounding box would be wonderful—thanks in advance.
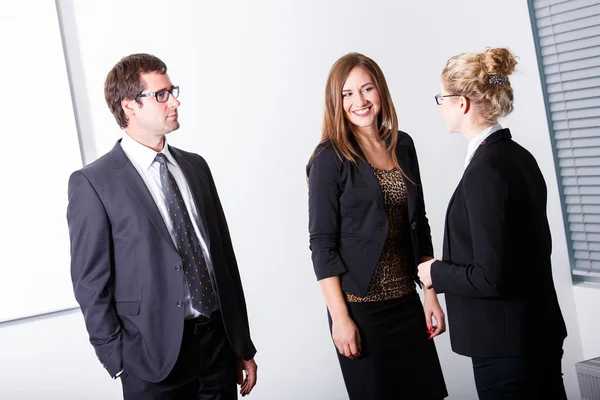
[154,153,215,315]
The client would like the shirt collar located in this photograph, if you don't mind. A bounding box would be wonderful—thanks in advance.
[120,133,175,170]
[464,123,502,169]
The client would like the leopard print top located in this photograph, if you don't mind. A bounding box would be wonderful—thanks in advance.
[345,166,416,302]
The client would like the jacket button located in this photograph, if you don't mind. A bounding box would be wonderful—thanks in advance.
[176,301,183,307]
[411,221,416,230]
[174,265,181,271]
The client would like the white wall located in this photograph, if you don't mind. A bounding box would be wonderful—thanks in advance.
[573,285,600,360]
[0,0,81,322]
[2,0,597,398]
[0,311,122,400]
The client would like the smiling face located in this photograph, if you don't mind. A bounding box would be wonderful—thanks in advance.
[342,66,381,135]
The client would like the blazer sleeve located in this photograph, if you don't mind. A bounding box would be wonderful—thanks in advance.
[409,137,434,259]
[307,147,347,280]
[431,162,509,298]
[67,171,122,377]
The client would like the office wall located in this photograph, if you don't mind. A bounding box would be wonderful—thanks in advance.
[0,311,121,399]
[0,0,81,323]
[1,1,596,398]
[573,285,600,360]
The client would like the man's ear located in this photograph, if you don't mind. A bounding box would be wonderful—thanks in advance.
[122,98,138,119]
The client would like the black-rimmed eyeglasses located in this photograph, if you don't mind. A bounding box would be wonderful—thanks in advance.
[435,94,461,105]
[136,86,180,103]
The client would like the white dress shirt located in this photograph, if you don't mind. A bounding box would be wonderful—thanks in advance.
[120,133,219,319]
[464,124,503,170]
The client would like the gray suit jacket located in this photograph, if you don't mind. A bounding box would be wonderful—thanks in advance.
[67,141,256,382]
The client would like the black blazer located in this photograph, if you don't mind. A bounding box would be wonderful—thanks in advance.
[307,131,433,297]
[67,141,256,382]
[431,129,567,358]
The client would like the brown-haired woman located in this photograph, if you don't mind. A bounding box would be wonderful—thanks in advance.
[418,47,568,399]
[307,53,448,399]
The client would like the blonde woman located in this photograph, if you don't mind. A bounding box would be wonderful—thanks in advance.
[418,48,567,399]
[307,53,447,399]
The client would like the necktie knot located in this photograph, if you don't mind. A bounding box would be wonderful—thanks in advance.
[154,153,168,166]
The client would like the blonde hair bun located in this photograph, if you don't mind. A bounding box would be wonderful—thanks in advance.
[477,47,518,78]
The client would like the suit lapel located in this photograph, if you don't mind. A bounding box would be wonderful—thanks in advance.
[356,158,384,208]
[169,147,212,246]
[111,142,178,254]
[443,180,461,258]
[396,145,417,222]
[350,135,418,216]
[349,135,384,208]
[441,129,512,258]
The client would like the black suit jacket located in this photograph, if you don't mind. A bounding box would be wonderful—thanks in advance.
[67,141,256,382]
[307,131,433,296]
[431,129,567,358]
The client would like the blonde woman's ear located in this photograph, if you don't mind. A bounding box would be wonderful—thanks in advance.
[461,96,471,115]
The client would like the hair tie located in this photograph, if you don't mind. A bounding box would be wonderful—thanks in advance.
[488,75,508,86]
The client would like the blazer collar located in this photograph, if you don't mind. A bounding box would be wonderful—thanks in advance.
[347,131,408,158]
[109,139,130,169]
[469,128,512,165]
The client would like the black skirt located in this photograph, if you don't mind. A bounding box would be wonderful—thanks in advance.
[328,291,448,400]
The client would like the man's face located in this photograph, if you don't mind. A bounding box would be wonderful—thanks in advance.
[129,72,180,137]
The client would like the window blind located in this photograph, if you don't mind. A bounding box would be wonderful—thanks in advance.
[529,0,600,279]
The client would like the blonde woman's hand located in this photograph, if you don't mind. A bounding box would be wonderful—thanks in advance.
[423,288,446,339]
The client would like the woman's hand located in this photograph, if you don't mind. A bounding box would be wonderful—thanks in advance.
[417,258,435,288]
[423,288,446,339]
[331,315,362,359]
[318,276,361,359]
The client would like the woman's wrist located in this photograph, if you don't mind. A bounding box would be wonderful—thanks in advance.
[424,286,438,299]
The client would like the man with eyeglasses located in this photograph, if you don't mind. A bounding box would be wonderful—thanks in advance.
[67,53,257,399]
